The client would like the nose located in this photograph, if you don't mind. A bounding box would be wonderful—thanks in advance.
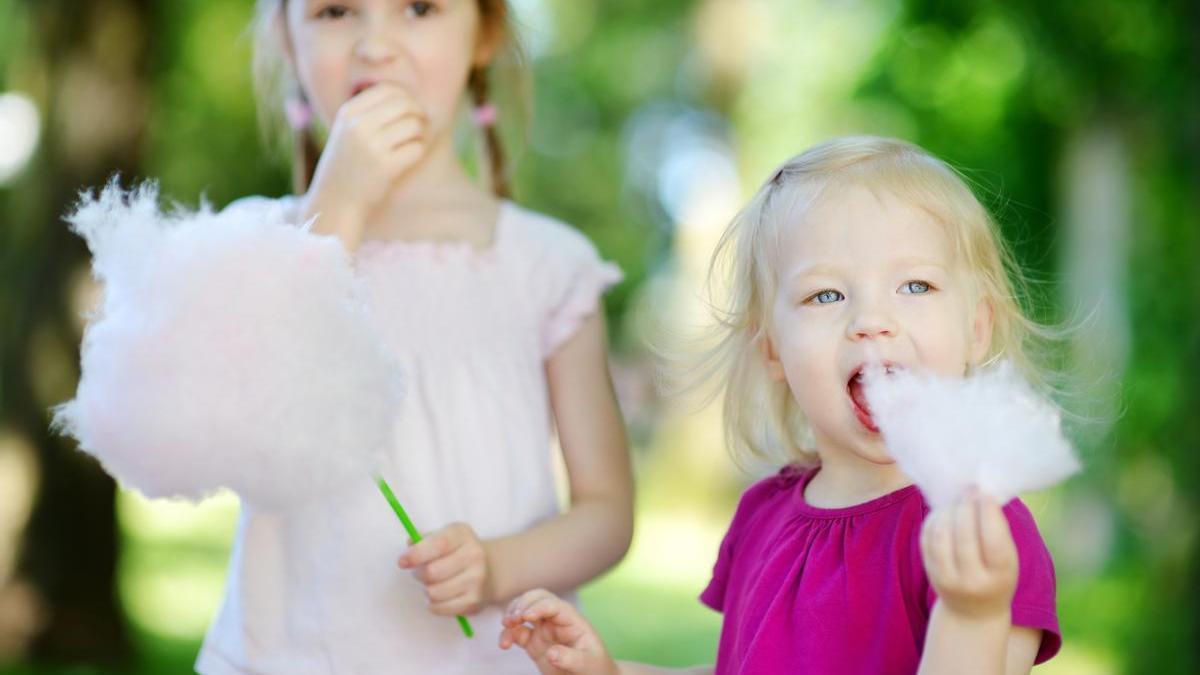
[354,17,399,64]
[846,300,898,341]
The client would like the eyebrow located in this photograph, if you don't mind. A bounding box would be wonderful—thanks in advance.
[784,257,950,283]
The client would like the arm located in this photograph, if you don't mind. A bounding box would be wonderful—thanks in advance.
[917,491,1040,675]
[399,312,634,615]
[500,590,711,675]
[486,311,635,602]
[615,665,712,675]
[919,607,1040,675]
[298,83,428,252]
[300,190,366,252]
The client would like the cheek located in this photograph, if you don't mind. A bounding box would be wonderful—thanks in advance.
[906,305,973,376]
[774,319,839,401]
[410,30,477,122]
[296,40,351,123]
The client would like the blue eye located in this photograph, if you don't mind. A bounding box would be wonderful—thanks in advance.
[808,289,845,305]
[316,4,351,20]
[900,280,931,294]
[407,1,436,17]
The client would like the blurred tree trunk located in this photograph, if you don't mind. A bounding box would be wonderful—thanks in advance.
[1,0,154,666]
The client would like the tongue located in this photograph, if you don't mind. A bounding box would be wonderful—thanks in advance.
[849,378,874,422]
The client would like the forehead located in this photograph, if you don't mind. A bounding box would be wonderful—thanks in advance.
[775,182,956,271]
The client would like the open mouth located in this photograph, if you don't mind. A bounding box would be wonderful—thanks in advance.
[847,362,900,434]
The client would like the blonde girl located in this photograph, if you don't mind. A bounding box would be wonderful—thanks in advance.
[498,136,1062,675]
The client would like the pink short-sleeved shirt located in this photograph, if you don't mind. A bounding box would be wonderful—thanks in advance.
[701,465,1061,675]
[197,198,621,674]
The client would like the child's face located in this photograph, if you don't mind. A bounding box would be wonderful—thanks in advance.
[286,0,493,135]
[763,183,993,465]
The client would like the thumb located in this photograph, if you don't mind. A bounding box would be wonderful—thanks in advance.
[546,645,591,673]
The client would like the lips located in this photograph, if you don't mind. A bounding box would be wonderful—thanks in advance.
[846,361,901,434]
[350,80,379,97]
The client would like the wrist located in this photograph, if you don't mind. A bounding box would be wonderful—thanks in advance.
[481,538,507,607]
[300,190,366,248]
[934,596,1013,624]
[930,600,1011,639]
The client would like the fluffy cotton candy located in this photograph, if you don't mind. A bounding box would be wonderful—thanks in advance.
[53,180,404,510]
[863,362,1080,508]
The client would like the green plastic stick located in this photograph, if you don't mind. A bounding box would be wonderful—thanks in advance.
[375,475,474,638]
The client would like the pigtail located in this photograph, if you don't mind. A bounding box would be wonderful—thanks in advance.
[468,67,510,199]
[292,122,320,196]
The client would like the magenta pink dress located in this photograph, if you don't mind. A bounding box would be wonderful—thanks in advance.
[701,465,1061,674]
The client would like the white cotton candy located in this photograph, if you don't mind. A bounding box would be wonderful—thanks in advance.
[53,180,404,510]
[863,362,1080,508]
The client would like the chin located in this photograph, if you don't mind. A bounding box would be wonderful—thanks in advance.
[857,451,897,466]
[851,435,896,465]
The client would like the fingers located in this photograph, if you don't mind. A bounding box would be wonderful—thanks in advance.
[510,594,575,627]
[378,115,426,147]
[344,81,425,118]
[505,589,558,618]
[920,505,954,580]
[424,562,487,616]
[922,489,1022,619]
[952,489,984,578]
[503,589,581,630]
[335,84,428,151]
[407,542,480,586]
[544,645,589,672]
[978,496,1018,570]
[398,525,463,569]
[397,524,489,616]
[498,627,590,673]
[424,563,483,603]
[498,624,531,650]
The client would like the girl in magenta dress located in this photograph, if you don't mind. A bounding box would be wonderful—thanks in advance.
[497,136,1064,675]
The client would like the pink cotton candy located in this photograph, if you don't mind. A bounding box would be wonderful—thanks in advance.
[863,361,1080,508]
[53,180,404,510]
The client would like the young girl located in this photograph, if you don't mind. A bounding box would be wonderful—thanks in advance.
[196,1,633,672]
[497,137,1063,674]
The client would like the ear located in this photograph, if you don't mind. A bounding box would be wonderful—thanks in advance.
[968,296,994,366]
[756,326,787,382]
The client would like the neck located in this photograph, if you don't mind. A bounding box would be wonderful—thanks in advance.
[367,126,494,225]
[804,443,912,508]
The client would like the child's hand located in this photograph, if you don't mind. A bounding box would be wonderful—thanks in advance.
[307,82,428,222]
[397,522,493,616]
[499,589,618,675]
[920,488,1018,620]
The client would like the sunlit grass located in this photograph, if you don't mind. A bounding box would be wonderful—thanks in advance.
[116,490,237,646]
[581,509,725,667]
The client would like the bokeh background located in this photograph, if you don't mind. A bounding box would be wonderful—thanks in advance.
[1,0,1197,673]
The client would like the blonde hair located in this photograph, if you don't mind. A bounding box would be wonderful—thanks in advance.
[676,136,1062,470]
[249,0,527,196]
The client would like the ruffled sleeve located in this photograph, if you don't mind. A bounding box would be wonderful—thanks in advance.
[700,467,806,612]
[533,218,622,357]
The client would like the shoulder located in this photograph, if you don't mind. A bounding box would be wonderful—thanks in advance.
[502,202,600,261]
[1002,498,1057,592]
[1003,499,1054,560]
[729,464,810,527]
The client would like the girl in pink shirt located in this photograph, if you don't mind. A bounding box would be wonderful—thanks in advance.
[196,2,633,672]
[499,136,1063,675]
